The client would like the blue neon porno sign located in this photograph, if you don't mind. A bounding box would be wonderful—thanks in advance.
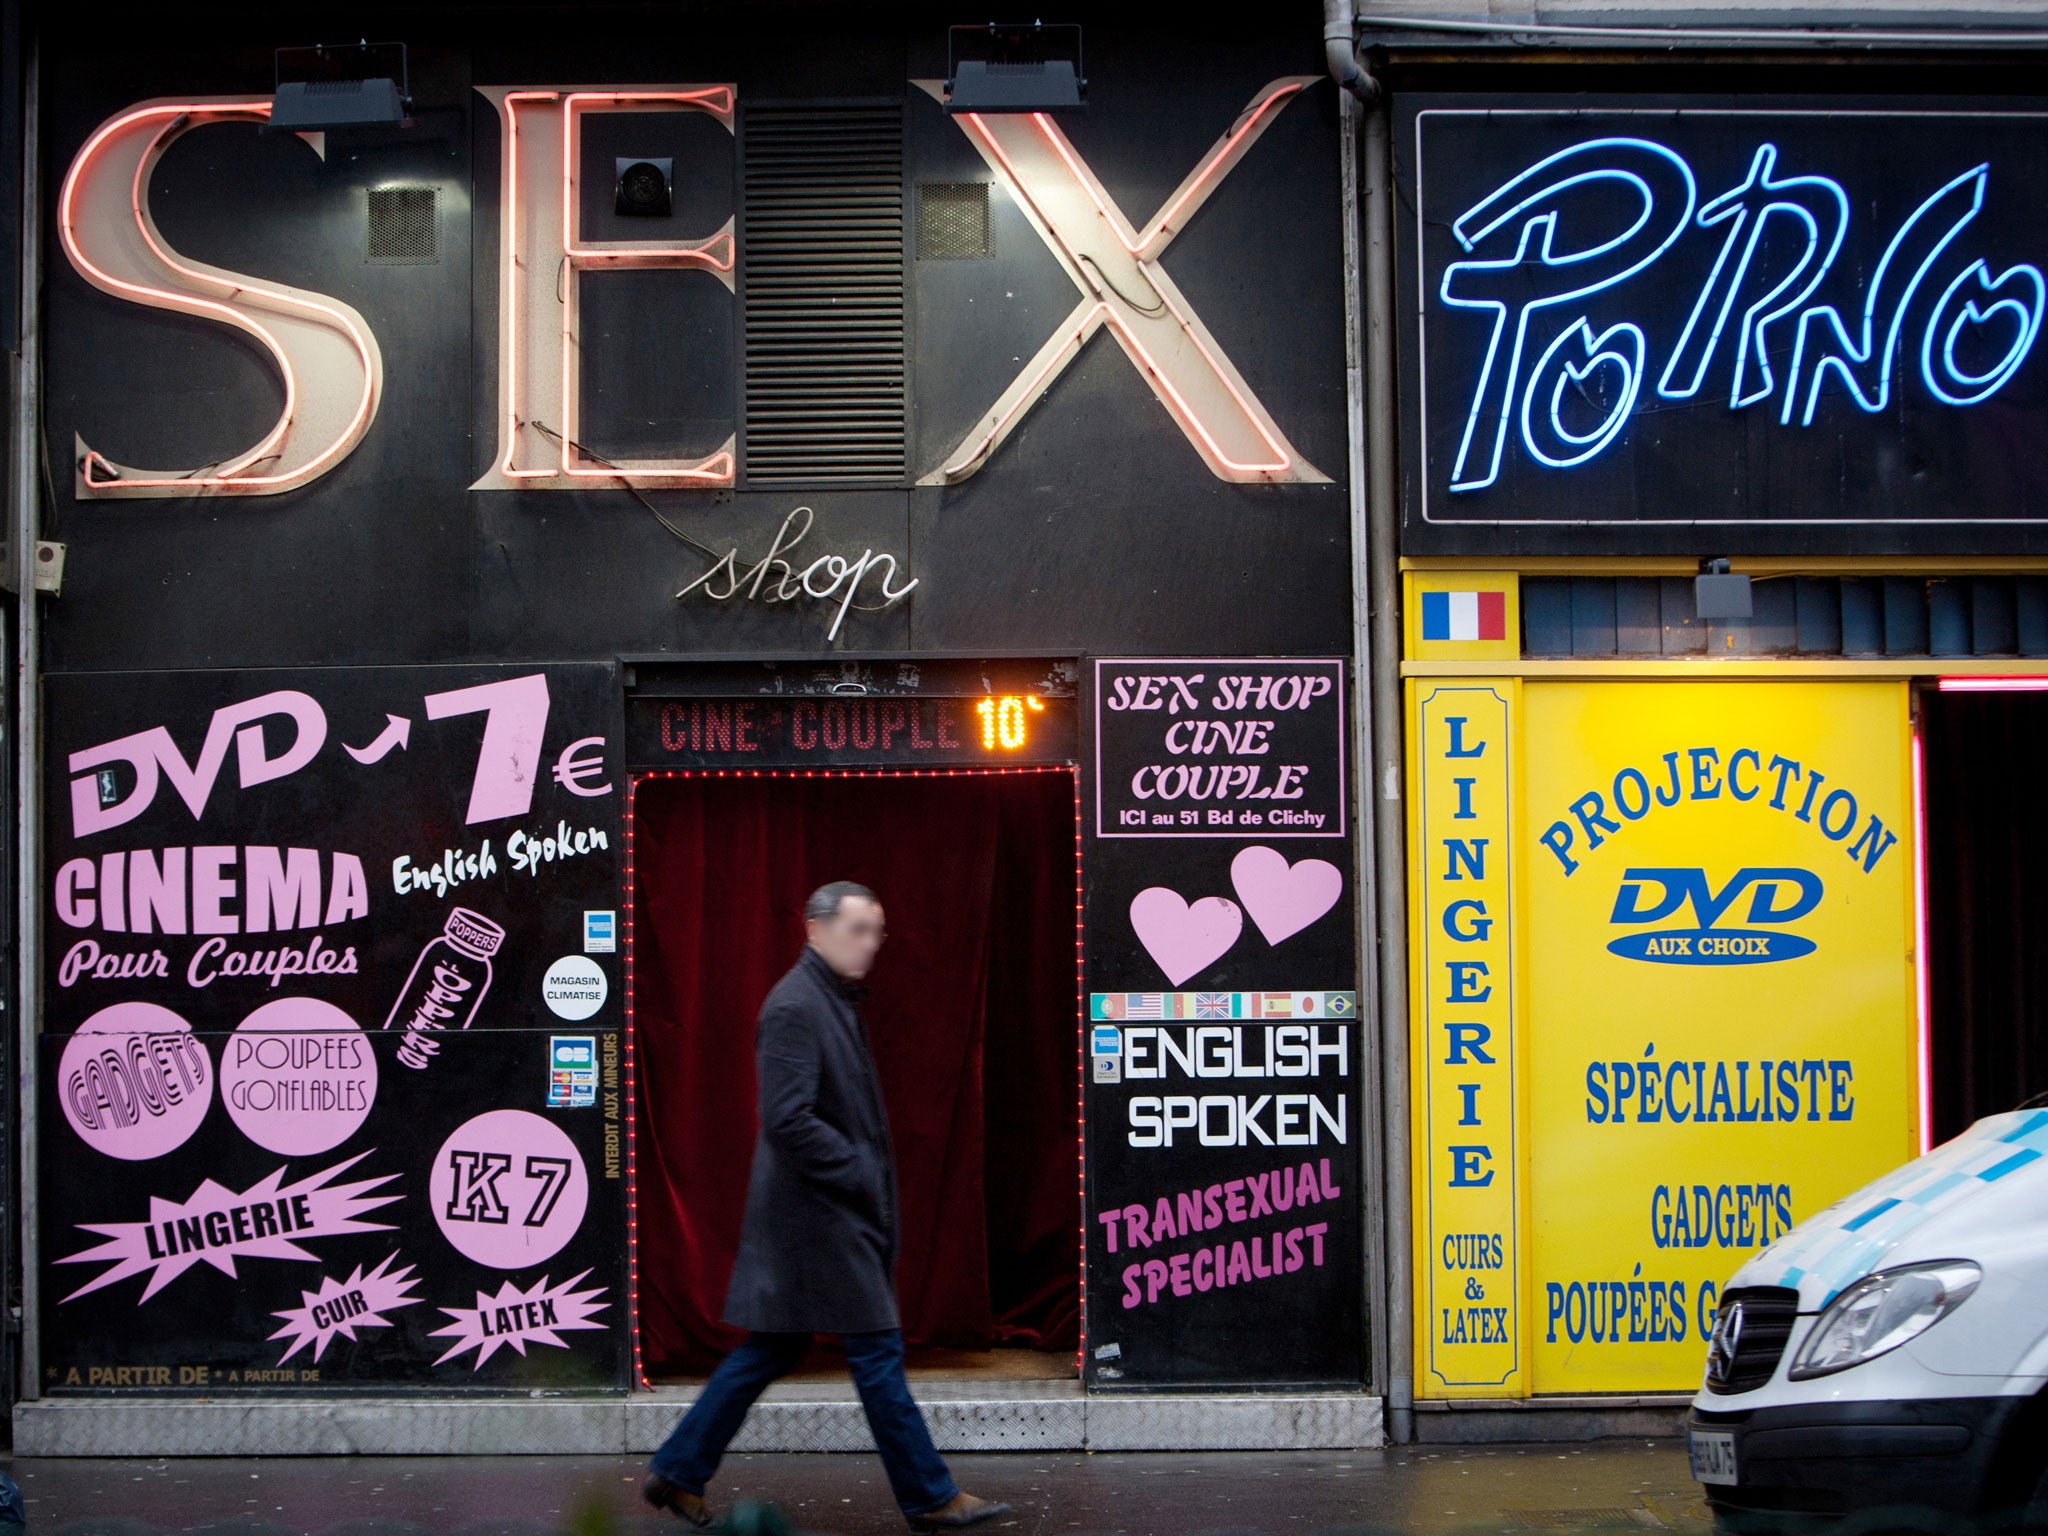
[1410,108,2048,530]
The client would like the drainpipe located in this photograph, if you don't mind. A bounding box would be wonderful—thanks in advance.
[1331,21,1386,1443]
[1361,93,1413,1451]
[1325,0,1380,103]
[12,36,40,1405]
[1327,0,1411,1446]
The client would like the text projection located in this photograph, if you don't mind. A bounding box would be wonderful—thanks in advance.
[472,86,736,490]
[1406,107,2048,533]
[918,77,1329,486]
[59,99,384,498]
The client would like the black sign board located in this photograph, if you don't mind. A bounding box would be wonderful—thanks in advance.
[1094,660,1346,839]
[1082,659,1361,1387]
[625,694,1079,769]
[1398,99,2048,555]
[40,664,628,1392]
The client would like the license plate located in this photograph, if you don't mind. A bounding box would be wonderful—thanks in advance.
[1690,1429,1738,1486]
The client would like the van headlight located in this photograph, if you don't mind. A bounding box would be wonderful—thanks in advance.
[1787,1260,1981,1379]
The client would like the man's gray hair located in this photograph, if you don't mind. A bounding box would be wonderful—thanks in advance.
[804,881,876,923]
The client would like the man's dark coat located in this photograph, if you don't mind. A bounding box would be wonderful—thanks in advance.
[722,944,902,1335]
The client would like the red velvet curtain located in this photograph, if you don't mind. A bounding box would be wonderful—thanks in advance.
[632,770,1081,1374]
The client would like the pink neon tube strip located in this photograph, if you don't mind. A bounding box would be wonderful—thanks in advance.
[946,304,1101,475]
[558,90,734,266]
[959,111,1292,475]
[1936,676,2048,691]
[558,92,733,479]
[1912,727,1932,1155]
[500,90,733,482]
[500,92,561,479]
[61,101,378,490]
[1035,79,1306,257]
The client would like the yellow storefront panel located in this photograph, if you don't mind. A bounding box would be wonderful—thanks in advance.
[1409,680,1525,1397]
[1521,682,1918,1393]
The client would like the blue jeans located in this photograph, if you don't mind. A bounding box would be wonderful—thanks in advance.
[651,1330,958,1518]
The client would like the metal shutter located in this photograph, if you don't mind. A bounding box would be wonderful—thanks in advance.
[742,103,906,487]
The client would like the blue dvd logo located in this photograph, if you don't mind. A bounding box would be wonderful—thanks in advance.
[1606,867,1821,965]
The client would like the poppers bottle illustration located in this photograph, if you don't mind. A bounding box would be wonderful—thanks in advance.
[385,908,505,1070]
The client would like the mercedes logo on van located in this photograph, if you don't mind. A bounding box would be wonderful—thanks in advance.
[1706,1300,1746,1386]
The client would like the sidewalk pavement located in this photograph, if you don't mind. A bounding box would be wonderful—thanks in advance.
[13,1441,1708,1536]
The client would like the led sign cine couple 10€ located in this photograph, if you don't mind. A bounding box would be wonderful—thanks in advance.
[642,693,1067,769]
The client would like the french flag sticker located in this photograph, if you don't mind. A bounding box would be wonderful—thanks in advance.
[1421,589,1507,642]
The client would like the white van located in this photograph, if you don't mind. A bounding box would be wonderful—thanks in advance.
[1688,1102,2048,1521]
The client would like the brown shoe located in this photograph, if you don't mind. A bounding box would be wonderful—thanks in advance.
[643,1472,713,1528]
[908,1491,1012,1530]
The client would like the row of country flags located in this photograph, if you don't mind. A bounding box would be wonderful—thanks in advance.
[1090,991,1357,1021]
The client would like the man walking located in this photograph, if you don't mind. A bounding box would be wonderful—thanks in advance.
[644,881,1012,1531]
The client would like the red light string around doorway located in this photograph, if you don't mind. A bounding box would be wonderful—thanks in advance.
[1072,767,1088,1377]
[624,776,650,1389]
[1910,728,1933,1156]
[624,762,1088,1384]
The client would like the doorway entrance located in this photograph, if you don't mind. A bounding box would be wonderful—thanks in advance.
[628,766,1082,1382]
[1919,684,2048,1146]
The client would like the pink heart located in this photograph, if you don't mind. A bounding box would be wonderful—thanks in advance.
[1231,845,1343,946]
[1128,888,1243,986]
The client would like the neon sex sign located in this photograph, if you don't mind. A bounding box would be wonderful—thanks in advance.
[59,78,1325,500]
[1409,107,2048,534]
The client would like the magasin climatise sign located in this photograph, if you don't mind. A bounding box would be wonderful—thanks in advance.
[1399,100,2048,552]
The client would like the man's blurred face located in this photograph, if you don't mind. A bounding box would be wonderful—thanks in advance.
[807,895,886,981]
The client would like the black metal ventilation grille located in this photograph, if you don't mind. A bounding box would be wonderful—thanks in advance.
[742,103,906,487]
[918,182,991,260]
[366,186,436,265]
